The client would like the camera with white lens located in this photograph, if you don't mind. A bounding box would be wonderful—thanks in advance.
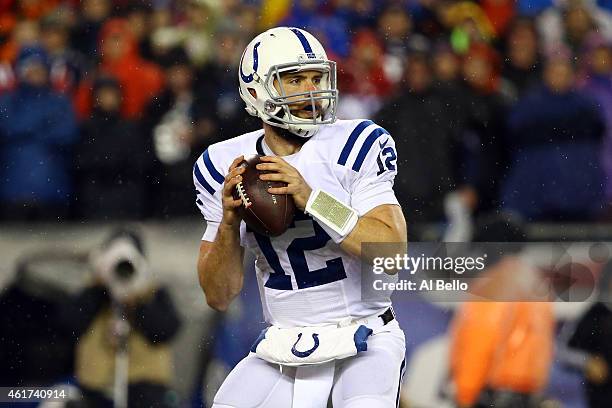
[90,230,152,303]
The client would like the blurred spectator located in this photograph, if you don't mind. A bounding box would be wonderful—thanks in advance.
[151,0,220,67]
[450,215,554,408]
[538,0,612,54]
[444,1,496,54]
[377,4,413,55]
[149,4,173,34]
[74,76,148,220]
[501,17,542,99]
[143,48,199,217]
[192,25,259,148]
[376,3,414,84]
[337,29,393,118]
[60,229,181,408]
[563,260,612,408]
[563,2,599,51]
[431,40,468,162]
[0,46,77,221]
[0,19,40,92]
[463,43,502,95]
[40,15,89,96]
[458,44,509,214]
[375,51,464,222]
[71,0,113,58]
[502,47,606,220]
[75,18,164,120]
[407,0,446,38]
[432,40,462,84]
[578,34,612,214]
[124,3,155,61]
[0,18,40,64]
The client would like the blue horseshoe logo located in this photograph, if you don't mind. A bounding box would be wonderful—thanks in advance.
[291,333,320,358]
[240,42,261,83]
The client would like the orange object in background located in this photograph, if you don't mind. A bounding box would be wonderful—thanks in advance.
[450,257,554,407]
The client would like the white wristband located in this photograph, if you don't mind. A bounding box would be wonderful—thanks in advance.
[305,189,359,243]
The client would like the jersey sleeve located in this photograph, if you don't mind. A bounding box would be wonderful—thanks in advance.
[193,147,227,241]
[340,121,399,215]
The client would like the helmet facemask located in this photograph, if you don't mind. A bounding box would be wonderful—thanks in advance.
[261,58,338,138]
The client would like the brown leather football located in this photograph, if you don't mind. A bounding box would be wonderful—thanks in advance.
[232,155,296,237]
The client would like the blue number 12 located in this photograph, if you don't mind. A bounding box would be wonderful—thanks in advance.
[251,212,347,290]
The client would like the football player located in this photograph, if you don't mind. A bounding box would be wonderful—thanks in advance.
[194,27,407,407]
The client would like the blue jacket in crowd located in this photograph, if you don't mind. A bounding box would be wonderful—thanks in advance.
[0,84,78,205]
[503,86,606,220]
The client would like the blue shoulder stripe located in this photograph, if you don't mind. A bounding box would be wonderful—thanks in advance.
[193,163,215,195]
[338,120,373,166]
[203,149,224,184]
[352,127,389,172]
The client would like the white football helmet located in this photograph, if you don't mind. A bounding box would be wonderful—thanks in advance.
[238,27,338,138]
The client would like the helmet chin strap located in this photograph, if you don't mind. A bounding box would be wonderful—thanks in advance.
[265,108,318,140]
[271,122,313,143]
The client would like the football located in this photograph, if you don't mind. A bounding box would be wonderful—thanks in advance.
[233,155,296,237]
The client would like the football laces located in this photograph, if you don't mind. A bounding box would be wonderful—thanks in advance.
[235,182,251,207]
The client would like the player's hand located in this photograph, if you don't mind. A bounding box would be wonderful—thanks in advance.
[257,156,312,211]
[221,155,247,230]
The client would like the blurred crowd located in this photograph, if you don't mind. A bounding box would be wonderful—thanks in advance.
[0,0,611,223]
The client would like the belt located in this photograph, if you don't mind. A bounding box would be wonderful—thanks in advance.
[378,307,396,325]
[339,307,396,329]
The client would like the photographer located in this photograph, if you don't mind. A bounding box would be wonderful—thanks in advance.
[60,229,181,408]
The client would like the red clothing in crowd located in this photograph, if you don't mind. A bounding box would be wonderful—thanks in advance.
[481,0,516,36]
[338,30,392,97]
[75,18,164,120]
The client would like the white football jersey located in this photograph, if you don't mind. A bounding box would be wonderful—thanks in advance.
[194,119,399,327]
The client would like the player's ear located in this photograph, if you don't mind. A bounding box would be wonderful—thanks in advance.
[248,88,257,98]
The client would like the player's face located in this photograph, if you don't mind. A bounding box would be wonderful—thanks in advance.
[274,70,324,119]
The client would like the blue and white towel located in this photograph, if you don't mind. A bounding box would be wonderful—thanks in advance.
[250,323,373,366]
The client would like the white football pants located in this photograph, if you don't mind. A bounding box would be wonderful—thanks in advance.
[211,320,406,408]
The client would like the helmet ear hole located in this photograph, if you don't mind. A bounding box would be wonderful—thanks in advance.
[248,88,257,98]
